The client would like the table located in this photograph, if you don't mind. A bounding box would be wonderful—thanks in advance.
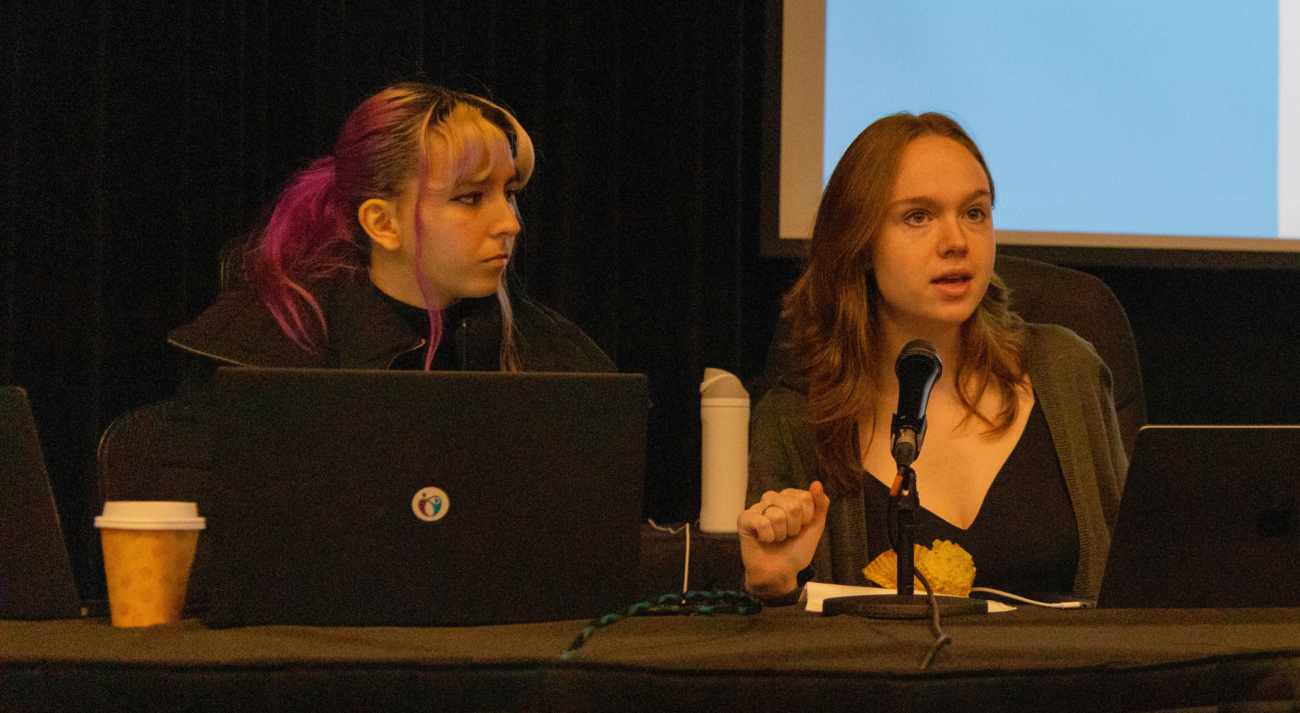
[4,606,1300,712]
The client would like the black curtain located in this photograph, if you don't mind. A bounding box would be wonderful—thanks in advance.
[2,0,800,599]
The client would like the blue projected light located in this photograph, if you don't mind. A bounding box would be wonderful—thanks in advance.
[825,1,1280,238]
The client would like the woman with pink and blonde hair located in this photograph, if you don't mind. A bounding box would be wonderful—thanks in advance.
[169,83,612,374]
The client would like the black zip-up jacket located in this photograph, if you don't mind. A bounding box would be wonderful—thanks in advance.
[105,277,615,504]
[167,276,615,373]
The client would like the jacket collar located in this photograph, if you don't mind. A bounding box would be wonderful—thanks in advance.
[168,277,426,369]
[325,279,429,368]
[169,275,509,370]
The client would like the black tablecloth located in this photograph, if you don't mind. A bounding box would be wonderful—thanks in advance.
[5,607,1300,712]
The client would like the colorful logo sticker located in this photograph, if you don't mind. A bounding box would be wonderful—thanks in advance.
[411,487,449,522]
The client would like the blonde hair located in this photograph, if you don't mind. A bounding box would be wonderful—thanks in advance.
[250,83,534,370]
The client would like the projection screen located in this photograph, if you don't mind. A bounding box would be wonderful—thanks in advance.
[777,0,1300,257]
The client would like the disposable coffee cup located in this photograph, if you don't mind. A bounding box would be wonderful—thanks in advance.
[96,501,205,627]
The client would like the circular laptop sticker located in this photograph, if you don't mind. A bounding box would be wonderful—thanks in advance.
[412,487,449,522]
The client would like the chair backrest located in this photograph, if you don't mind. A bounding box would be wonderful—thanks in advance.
[98,399,211,502]
[98,397,215,611]
[755,254,1146,458]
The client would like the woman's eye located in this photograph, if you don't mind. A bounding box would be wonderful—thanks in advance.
[904,211,928,225]
[455,192,482,205]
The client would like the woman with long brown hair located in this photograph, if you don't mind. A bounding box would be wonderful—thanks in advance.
[739,113,1126,604]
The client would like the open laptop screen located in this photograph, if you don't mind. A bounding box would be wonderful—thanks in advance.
[1098,425,1300,608]
[202,368,648,627]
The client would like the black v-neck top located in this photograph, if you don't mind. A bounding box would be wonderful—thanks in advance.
[864,398,1079,596]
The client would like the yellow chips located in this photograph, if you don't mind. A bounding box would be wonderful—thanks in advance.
[862,539,976,597]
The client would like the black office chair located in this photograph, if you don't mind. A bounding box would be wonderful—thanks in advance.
[97,396,218,611]
[755,254,1146,458]
[97,398,210,503]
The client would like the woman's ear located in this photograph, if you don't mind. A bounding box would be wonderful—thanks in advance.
[358,198,402,251]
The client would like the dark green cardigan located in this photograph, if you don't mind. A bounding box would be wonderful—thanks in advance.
[746,323,1128,602]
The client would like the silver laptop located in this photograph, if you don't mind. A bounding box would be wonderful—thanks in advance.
[199,367,649,627]
[1097,425,1300,608]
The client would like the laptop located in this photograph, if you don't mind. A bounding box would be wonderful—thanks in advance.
[0,386,82,619]
[200,367,648,627]
[1097,425,1300,608]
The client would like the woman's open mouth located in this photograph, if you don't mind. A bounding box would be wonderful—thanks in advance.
[931,271,973,295]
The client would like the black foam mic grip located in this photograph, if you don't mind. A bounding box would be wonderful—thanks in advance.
[891,340,942,467]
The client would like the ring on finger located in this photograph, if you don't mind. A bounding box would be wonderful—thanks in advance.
[761,504,777,517]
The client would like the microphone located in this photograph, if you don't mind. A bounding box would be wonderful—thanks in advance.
[890,340,942,467]
[826,338,984,621]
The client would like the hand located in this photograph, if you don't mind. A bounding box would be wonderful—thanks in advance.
[737,481,830,598]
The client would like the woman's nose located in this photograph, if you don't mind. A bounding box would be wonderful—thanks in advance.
[938,214,969,255]
[494,195,521,238]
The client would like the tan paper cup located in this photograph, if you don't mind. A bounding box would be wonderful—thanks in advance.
[96,502,206,627]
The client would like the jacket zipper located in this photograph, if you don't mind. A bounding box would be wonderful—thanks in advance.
[166,338,253,366]
[171,336,428,370]
[458,319,469,369]
[387,339,428,369]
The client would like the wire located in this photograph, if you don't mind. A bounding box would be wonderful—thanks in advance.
[645,519,694,593]
[914,569,952,670]
[968,587,1086,609]
[561,590,762,659]
[683,522,691,593]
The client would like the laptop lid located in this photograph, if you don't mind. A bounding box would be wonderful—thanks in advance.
[0,386,82,619]
[1097,425,1300,608]
[202,368,648,627]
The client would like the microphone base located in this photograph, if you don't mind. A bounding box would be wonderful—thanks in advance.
[822,594,988,619]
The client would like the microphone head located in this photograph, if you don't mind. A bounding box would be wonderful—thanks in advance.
[895,339,942,379]
[891,340,943,467]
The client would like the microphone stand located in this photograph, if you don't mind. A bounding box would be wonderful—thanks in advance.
[823,453,985,620]
[822,340,984,620]
[894,463,918,597]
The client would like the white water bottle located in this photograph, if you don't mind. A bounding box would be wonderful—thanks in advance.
[699,368,750,532]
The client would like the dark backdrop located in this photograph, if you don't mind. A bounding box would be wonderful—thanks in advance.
[6,1,1300,601]
[2,0,800,599]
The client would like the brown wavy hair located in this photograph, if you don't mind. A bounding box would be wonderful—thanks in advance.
[782,112,1028,494]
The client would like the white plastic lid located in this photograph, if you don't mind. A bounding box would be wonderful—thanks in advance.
[95,501,206,530]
